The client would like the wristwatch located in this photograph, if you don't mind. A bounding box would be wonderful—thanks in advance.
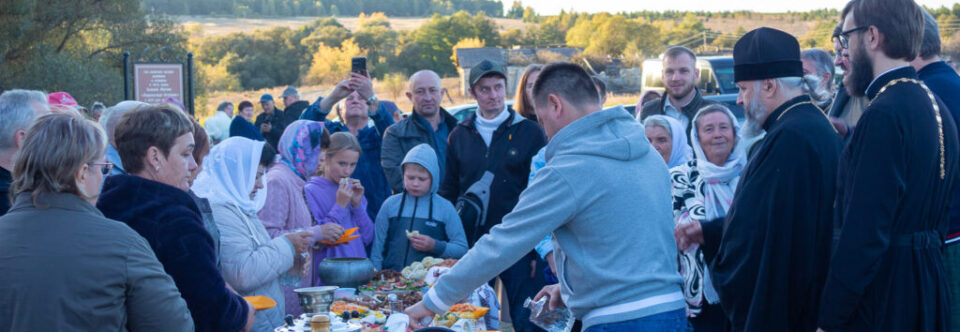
[365,94,378,106]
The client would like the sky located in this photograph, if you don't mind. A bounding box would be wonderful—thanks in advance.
[508,0,957,15]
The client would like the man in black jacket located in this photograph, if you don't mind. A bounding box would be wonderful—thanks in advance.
[439,59,547,332]
[381,70,458,193]
[254,93,285,149]
[280,86,310,128]
[639,46,716,138]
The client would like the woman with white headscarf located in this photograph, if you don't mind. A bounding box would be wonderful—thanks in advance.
[192,137,313,332]
[644,114,693,168]
[669,104,746,331]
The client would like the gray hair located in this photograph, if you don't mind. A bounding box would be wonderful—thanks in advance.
[11,113,107,203]
[776,74,830,104]
[217,101,234,112]
[801,49,834,83]
[0,89,48,150]
[99,101,147,145]
[408,70,442,92]
[643,116,673,137]
[920,8,941,59]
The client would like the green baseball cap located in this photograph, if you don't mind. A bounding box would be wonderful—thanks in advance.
[469,59,506,88]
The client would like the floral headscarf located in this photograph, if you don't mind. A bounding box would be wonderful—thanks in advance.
[277,120,326,180]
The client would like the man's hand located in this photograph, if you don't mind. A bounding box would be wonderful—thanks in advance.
[260,122,272,134]
[674,221,704,251]
[348,72,374,100]
[829,116,849,138]
[404,301,435,329]
[320,223,345,244]
[534,284,564,311]
[410,234,436,252]
[319,80,355,112]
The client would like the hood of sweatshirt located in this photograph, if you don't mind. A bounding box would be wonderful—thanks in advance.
[401,143,440,194]
[545,106,653,164]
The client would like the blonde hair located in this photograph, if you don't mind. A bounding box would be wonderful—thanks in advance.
[11,113,106,204]
[326,132,362,158]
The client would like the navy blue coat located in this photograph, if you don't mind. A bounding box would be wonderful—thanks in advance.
[98,175,249,332]
[229,116,265,141]
[918,60,960,242]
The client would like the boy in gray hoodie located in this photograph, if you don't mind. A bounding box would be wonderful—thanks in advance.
[370,144,468,271]
[406,63,686,331]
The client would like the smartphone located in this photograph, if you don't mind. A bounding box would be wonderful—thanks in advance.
[351,57,367,76]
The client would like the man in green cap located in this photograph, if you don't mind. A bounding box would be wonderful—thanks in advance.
[438,59,549,331]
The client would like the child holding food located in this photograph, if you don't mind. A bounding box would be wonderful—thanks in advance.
[304,133,375,269]
[370,144,468,271]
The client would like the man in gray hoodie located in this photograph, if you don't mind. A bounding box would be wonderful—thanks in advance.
[406,62,686,331]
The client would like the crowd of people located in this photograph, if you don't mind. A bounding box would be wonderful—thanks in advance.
[1,0,959,331]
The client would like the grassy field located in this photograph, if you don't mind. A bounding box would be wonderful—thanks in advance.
[176,15,528,38]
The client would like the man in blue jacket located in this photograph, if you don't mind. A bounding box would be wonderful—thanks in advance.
[406,62,686,331]
[912,9,960,331]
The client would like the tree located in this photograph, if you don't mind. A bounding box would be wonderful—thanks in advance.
[507,1,524,19]
[522,6,537,23]
[0,0,186,105]
[303,39,364,85]
[383,72,408,100]
[353,13,398,78]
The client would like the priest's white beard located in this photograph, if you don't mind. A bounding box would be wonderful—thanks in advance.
[741,85,765,139]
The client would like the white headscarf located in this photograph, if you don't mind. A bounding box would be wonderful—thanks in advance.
[689,106,747,220]
[645,115,692,168]
[192,137,268,214]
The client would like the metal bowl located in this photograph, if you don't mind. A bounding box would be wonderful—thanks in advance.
[294,286,339,315]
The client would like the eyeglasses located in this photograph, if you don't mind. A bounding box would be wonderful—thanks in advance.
[88,162,114,175]
[838,26,868,49]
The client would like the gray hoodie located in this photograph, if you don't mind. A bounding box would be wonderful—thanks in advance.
[370,144,468,270]
[423,106,685,329]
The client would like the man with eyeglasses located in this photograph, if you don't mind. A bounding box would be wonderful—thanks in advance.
[818,1,960,331]
[827,22,868,141]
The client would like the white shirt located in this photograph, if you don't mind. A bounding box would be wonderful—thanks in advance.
[204,111,231,143]
[474,105,510,147]
[663,98,690,131]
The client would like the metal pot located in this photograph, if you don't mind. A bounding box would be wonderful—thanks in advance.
[294,286,338,315]
[316,257,376,289]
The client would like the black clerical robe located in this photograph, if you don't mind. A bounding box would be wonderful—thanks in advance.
[700,95,842,332]
[818,67,960,332]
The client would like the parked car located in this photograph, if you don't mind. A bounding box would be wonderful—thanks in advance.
[446,100,516,123]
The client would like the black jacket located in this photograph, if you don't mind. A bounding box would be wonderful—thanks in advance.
[438,108,546,246]
[254,109,285,149]
[281,100,310,128]
[639,88,716,137]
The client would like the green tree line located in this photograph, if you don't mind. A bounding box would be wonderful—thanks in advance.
[142,0,503,17]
